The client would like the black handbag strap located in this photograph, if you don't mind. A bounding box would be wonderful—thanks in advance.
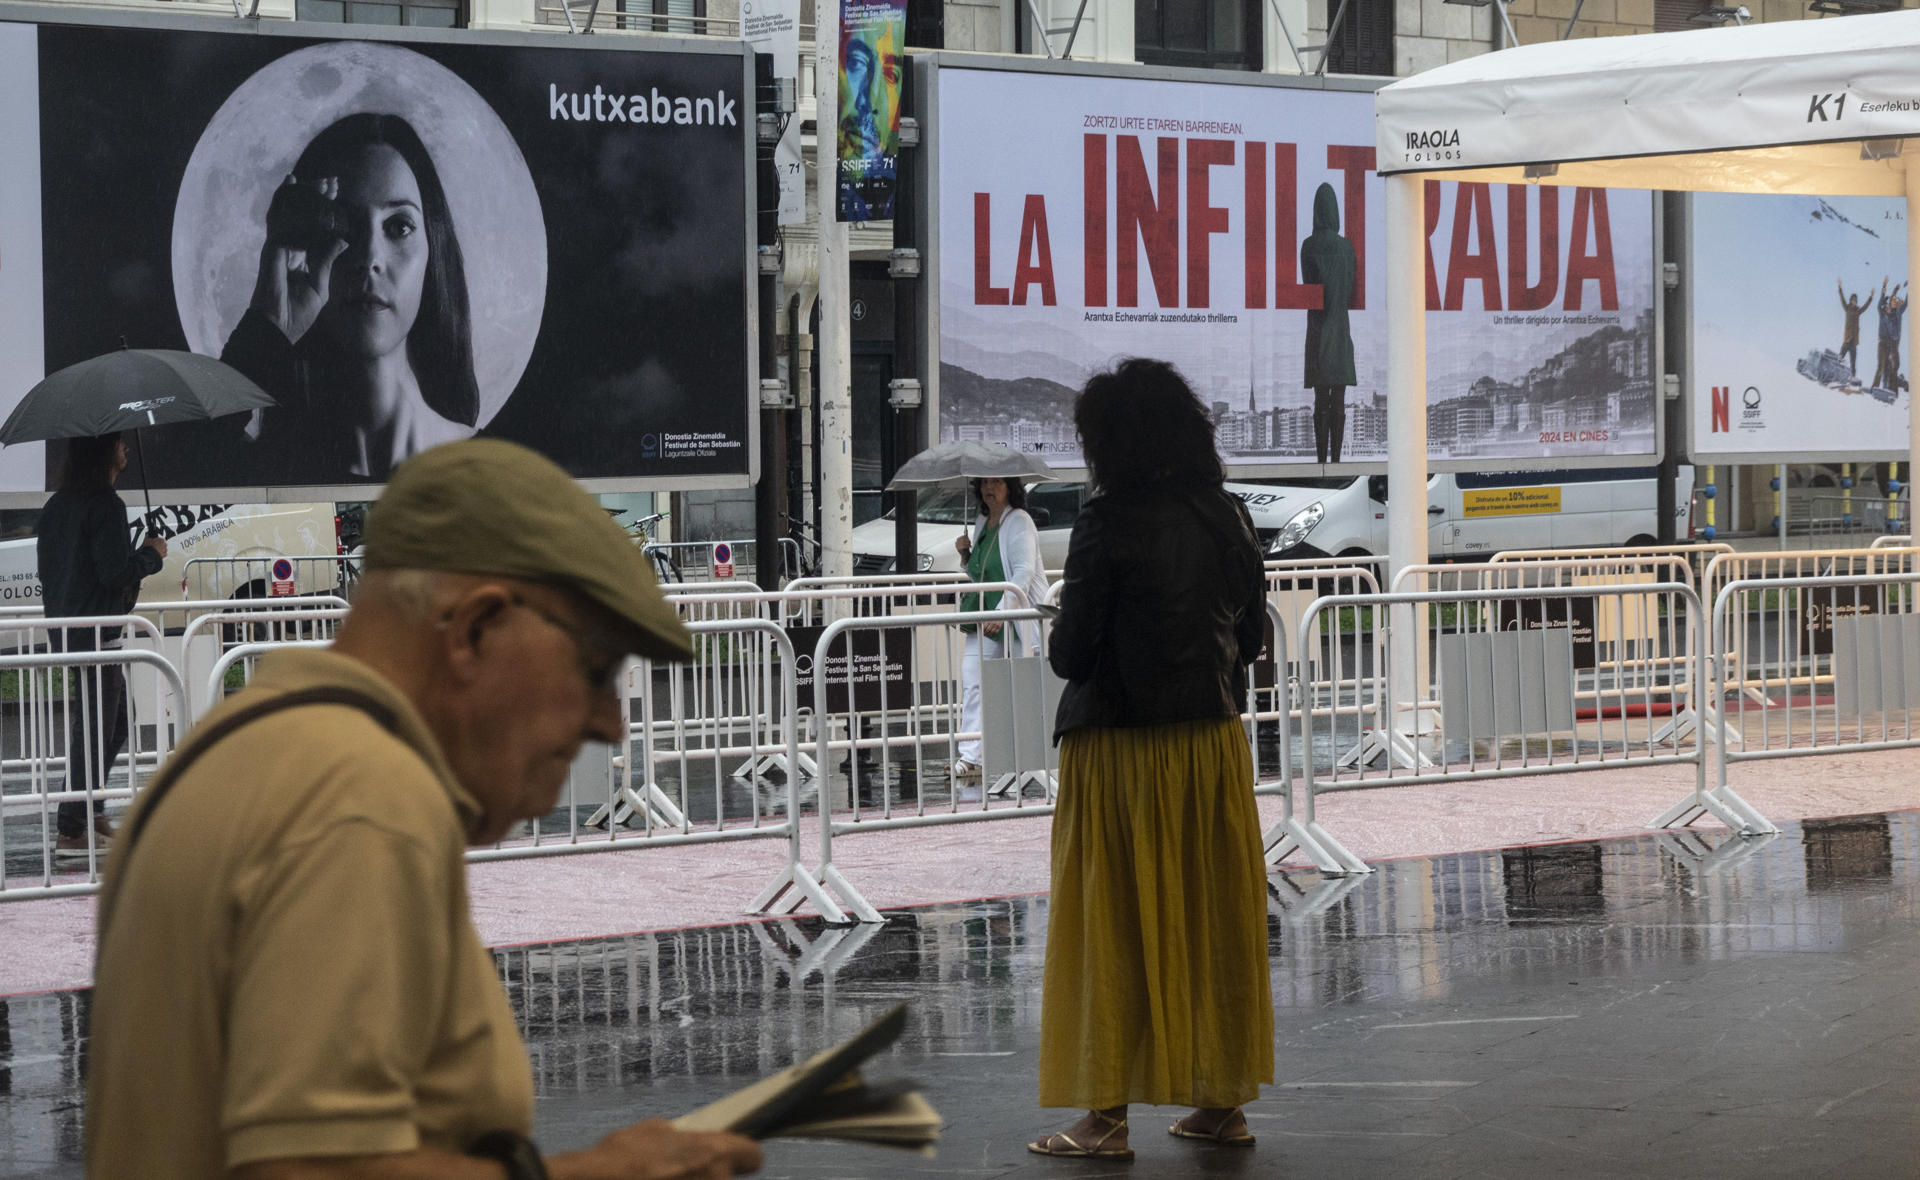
[114,685,401,871]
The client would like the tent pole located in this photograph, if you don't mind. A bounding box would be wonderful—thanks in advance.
[1907,152,1920,527]
[1385,174,1430,757]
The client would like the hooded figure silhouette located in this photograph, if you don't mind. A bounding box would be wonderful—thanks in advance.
[1301,181,1357,464]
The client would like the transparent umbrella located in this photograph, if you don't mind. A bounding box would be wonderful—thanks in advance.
[885,440,1058,490]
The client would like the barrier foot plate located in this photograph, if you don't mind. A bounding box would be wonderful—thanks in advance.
[747,862,847,924]
[1269,871,1367,918]
[819,863,886,925]
[1650,786,1776,837]
[1337,727,1433,771]
[1655,828,1779,874]
[1305,821,1373,875]
[1263,817,1339,875]
[585,783,686,831]
[987,769,1057,801]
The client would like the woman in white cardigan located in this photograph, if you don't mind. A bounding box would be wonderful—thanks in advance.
[953,476,1053,779]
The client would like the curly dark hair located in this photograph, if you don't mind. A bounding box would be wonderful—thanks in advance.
[966,476,1028,510]
[1074,358,1223,493]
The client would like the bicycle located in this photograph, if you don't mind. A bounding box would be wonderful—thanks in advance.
[785,519,823,579]
[618,510,683,584]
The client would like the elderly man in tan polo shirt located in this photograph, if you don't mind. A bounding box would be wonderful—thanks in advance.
[86,440,762,1180]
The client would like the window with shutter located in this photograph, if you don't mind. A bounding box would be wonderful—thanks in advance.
[296,0,463,25]
[1325,0,1391,76]
[1136,0,1263,70]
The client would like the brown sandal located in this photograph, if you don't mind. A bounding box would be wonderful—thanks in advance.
[1028,1111,1133,1160]
[1169,1107,1255,1146]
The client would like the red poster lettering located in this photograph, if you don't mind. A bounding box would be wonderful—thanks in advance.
[1084,134,1107,308]
[1711,385,1730,433]
[1506,185,1559,312]
[1423,179,1443,310]
[1565,187,1618,311]
[1273,143,1318,311]
[1185,139,1233,309]
[973,192,1009,306]
[1244,141,1267,310]
[1116,136,1180,308]
[1013,194,1056,306]
[1326,145,1374,310]
[1444,182,1501,311]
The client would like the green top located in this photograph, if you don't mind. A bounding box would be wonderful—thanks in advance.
[959,521,1003,634]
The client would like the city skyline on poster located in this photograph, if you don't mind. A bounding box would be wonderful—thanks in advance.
[935,66,1657,472]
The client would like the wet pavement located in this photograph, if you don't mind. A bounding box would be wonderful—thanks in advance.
[4,809,1918,1178]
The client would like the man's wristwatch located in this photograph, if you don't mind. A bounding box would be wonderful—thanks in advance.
[468,1130,550,1180]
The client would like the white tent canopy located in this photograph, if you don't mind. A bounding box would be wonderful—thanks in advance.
[1360,11,1920,756]
[1374,9,1920,196]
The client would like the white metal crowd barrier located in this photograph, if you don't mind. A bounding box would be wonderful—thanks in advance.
[801,605,1057,922]
[643,538,801,583]
[1270,581,1722,876]
[1253,565,1381,785]
[1490,543,1733,587]
[1698,547,1920,713]
[182,606,350,715]
[0,645,189,899]
[180,554,359,601]
[196,620,850,921]
[1698,571,1920,807]
[652,580,1032,792]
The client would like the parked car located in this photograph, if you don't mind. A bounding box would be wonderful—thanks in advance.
[849,481,1304,574]
[850,467,1695,572]
[1263,467,1696,561]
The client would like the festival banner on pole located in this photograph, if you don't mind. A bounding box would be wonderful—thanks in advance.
[741,0,806,225]
[0,16,754,497]
[1688,192,1910,462]
[837,0,904,222]
[934,63,1657,473]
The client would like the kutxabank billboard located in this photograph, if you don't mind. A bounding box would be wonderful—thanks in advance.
[0,16,752,496]
[934,63,1657,473]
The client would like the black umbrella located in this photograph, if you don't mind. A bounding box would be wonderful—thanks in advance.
[1,348,278,510]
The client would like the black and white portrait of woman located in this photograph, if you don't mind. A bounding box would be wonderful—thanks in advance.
[170,43,546,484]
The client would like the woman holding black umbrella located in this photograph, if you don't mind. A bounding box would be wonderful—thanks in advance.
[38,433,166,861]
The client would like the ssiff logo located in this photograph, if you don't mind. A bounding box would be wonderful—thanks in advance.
[640,432,659,459]
[1709,386,1764,432]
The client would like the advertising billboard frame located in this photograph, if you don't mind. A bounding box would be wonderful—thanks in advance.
[1679,192,1910,465]
[0,3,760,506]
[913,50,1667,480]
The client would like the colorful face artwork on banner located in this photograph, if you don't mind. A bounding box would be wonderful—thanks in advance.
[837,0,904,222]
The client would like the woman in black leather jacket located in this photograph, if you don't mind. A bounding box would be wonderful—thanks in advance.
[1028,359,1274,1161]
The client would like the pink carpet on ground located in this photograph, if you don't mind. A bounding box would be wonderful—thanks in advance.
[2,749,1915,996]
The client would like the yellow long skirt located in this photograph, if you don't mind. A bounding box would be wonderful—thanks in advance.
[1037,718,1275,1110]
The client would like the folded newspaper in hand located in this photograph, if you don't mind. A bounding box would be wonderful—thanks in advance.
[672,1004,941,1156]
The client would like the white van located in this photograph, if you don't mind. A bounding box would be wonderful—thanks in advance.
[849,481,1311,574]
[1256,467,1696,561]
[851,467,1694,572]
[0,502,343,606]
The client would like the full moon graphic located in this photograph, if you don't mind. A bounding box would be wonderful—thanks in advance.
[171,42,546,428]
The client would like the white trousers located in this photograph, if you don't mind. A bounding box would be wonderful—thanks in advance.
[958,629,1005,765]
